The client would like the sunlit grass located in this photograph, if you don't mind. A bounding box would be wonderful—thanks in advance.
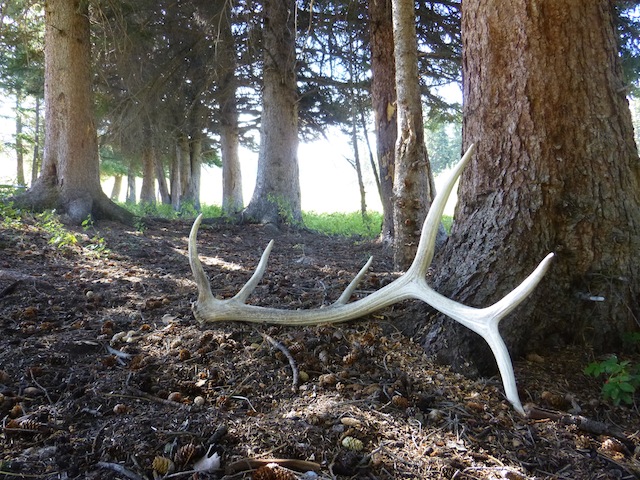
[119,201,453,239]
[302,211,383,238]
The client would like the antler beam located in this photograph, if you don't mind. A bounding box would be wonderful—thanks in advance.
[188,145,554,415]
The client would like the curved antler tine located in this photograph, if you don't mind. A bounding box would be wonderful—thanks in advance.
[408,144,475,277]
[189,214,215,304]
[233,240,275,303]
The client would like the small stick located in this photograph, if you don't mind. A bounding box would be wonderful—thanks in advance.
[260,332,299,389]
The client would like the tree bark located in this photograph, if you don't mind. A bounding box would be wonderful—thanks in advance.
[15,93,25,186]
[110,175,122,201]
[217,3,244,216]
[139,140,156,205]
[243,0,301,225]
[391,0,439,270]
[369,0,397,243]
[30,97,41,185]
[13,0,132,224]
[424,0,640,376]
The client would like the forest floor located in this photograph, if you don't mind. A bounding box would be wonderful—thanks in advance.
[0,214,639,480]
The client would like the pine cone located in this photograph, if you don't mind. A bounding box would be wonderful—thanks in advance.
[253,464,296,480]
[174,443,203,466]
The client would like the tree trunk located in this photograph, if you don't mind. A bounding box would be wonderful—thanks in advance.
[14,0,132,224]
[15,93,25,186]
[350,94,367,221]
[217,3,244,215]
[184,130,202,211]
[126,161,136,204]
[243,0,301,225]
[155,156,171,204]
[391,0,439,270]
[170,140,183,211]
[30,96,41,185]
[110,175,122,201]
[424,0,640,376]
[178,132,191,203]
[369,0,396,243]
[139,141,156,205]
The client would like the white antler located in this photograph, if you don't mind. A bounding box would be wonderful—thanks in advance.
[188,144,554,415]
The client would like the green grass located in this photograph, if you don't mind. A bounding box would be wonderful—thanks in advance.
[119,202,453,239]
[302,211,383,238]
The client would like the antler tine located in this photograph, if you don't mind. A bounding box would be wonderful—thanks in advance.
[334,256,374,306]
[408,144,475,278]
[188,214,215,304]
[234,240,275,303]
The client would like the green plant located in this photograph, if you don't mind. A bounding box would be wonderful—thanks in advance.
[584,355,640,406]
[38,211,78,249]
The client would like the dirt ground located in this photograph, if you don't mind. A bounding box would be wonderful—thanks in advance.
[0,214,639,480]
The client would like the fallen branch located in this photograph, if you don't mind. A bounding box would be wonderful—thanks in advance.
[260,331,299,389]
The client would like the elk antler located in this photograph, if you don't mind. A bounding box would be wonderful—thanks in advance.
[188,145,554,414]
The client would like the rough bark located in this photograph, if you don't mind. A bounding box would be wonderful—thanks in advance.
[391,0,439,270]
[424,0,640,376]
[369,0,397,243]
[243,0,301,226]
[217,3,244,216]
[12,0,132,225]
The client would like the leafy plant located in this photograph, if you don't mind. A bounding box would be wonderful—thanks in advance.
[584,355,640,406]
[38,211,78,249]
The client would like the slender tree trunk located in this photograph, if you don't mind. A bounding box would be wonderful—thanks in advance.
[369,0,397,243]
[178,132,190,201]
[15,93,25,186]
[185,130,202,210]
[126,161,136,204]
[155,156,170,204]
[30,97,41,185]
[243,0,301,225]
[139,140,156,205]
[424,0,640,376]
[217,3,243,215]
[13,0,132,224]
[359,107,382,203]
[110,175,122,201]
[350,94,367,221]
[171,139,184,210]
[391,0,439,270]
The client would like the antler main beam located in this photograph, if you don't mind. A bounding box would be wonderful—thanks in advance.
[188,145,554,414]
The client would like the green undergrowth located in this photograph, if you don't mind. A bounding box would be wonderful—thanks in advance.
[302,211,383,238]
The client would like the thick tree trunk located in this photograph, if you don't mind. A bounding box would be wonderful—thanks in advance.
[424,0,640,376]
[13,0,132,224]
[391,0,439,270]
[243,0,301,225]
[369,0,396,243]
[217,3,244,215]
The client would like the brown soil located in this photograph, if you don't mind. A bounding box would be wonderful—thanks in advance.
[0,214,638,479]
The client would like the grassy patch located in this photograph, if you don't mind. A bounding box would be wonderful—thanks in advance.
[302,211,383,238]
